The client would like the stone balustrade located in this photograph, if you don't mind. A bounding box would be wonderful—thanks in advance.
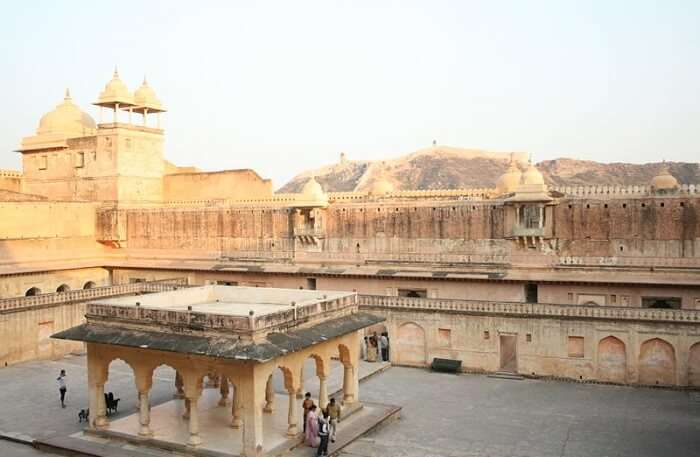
[357,294,700,324]
[88,291,357,335]
[559,256,700,269]
[550,183,699,198]
[0,278,188,314]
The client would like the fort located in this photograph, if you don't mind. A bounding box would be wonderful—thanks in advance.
[0,70,699,389]
[0,70,699,455]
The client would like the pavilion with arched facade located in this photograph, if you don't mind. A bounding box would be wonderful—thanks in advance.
[53,285,382,456]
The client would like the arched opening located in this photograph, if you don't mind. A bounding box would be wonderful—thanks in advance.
[25,287,41,296]
[83,281,97,289]
[688,342,700,387]
[56,284,71,293]
[395,322,426,366]
[597,336,627,383]
[638,338,676,386]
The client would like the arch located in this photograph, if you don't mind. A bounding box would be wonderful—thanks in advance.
[338,344,351,365]
[597,336,626,383]
[56,284,71,293]
[688,342,700,387]
[395,322,426,366]
[638,338,676,386]
[25,287,41,296]
[83,281,97,289]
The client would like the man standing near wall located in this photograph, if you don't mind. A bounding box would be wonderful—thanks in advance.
[380,333,389,362]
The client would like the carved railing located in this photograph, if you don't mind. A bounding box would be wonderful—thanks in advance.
[550,183,699,198]
[0,278,189,313]
[357,295,700,324]
[559,256,700,269]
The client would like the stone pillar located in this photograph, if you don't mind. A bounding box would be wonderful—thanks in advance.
[134,367,154,437]
[296,365,305,399]
[182,398,191,419]
[263,375,274,413]
[219,376,230,406]
[342,364,356,404]
[231,384,242,428]
[286,388,298,436]
[182,373,203,447]
[113,103,119,123]
[318,375,328,411]
[538,206,544,229]
[87,346,108,429]
[174,371,185,399]
[239,378,264,457]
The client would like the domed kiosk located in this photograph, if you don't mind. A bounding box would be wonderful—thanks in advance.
[368,178,396,197]
[496,155,522,195]
[19,89,96,151]
[651,163,679,194]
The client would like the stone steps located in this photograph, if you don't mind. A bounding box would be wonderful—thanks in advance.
[487,371,525,381]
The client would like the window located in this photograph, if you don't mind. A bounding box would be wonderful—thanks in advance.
[526,333,532,342]
[483,330,490,340]
[524,283,538,303]
[437,328,451,347]
[610,294,617,305]
[398,288,427,298]
[641,297,681,309]
[129,278,146,284]
[306,278,317,290]
[39,155,48,170]
[567,293,574,303]
[568,336,584,358]
[75,152,85,168]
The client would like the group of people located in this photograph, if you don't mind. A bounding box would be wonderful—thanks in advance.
[363,331,389,362]
[302,392,341,456]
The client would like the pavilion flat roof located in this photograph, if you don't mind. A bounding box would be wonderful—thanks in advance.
[94,285,351,317]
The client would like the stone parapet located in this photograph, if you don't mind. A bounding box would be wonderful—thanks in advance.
[550,183,699,199]
[357,294,700,324]
[559,256,700,269]
[86,288,358,337]
[0,278,188,314]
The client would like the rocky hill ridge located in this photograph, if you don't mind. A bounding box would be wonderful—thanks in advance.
[277,146,699,193]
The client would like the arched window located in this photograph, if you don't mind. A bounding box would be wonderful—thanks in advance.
[83,281,96,290]
[56,284,71,293]
[25,287,41,296]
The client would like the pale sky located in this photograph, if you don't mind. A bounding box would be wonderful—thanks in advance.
[1,1,698,188]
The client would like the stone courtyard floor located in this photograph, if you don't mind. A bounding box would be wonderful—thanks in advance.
[0,357,698,457]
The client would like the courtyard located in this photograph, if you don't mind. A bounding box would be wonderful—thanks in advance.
[0,356,698,457]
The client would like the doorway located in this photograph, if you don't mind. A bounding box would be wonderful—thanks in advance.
[499,334,518,373]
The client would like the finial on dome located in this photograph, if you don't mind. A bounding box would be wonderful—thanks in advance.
[64,88,71,100]
[143,75,148,85]
[113,66,119,77]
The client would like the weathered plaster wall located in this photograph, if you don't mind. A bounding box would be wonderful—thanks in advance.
[163,170,273,202]
[0,302,86,366]
[372,307,700,387]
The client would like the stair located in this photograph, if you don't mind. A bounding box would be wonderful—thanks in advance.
[487,371,525,381]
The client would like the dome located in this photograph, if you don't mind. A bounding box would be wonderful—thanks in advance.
[651,164,679,190]
[37,89,96,137]
[300,177,327,204]
[369,178,395,196]
[95,68,134,107]
[133,77,165,112]
[521,159,545,186]
[496,157,522,194]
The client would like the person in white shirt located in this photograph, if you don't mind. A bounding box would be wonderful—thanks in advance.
[57,369,67,408]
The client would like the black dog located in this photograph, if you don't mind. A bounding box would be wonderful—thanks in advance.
[78,408,89,423]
